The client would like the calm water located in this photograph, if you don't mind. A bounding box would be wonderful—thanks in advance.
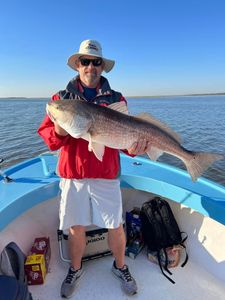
[0,96,225,186]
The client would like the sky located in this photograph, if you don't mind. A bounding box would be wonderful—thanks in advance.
[0,0,225,97]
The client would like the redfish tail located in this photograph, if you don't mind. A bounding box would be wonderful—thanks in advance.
[184,152,224,182]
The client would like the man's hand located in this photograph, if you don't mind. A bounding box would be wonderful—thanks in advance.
[127,139,150,155]
[54,123,68,136]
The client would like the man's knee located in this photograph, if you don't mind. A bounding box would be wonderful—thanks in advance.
[70,225,86,237]
[108,223,125,236]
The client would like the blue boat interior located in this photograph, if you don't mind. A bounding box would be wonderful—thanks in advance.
[1,152,225,231]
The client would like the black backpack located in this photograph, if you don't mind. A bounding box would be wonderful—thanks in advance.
[140,197,188,283]
[0,242,33,300]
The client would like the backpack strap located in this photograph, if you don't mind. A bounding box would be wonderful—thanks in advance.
[162,248,172,275]
[181,231,188,243]
[156,250,175,284]
[179,243,189,267]
[180,232,189,267]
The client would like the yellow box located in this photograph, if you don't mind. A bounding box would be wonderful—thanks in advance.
[25,254,46,285]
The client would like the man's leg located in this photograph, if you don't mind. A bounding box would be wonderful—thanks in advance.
[61,225,86,298]
[108,224,126,268]
[109,224,138,295]
[69,225,86,269]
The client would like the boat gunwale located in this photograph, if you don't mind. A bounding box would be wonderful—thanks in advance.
[1,152,225,230]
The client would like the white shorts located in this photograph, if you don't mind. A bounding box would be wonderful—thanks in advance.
[59,178,123,230]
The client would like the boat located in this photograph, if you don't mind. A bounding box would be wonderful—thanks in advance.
[1,152,225,299]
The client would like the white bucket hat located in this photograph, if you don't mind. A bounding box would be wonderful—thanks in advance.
[67,40,115,73]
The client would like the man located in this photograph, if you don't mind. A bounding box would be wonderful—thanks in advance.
[38,40,149,298]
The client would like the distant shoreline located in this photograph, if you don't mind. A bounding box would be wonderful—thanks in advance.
[127,93,225,98]
[0,97,50,99]
[0,93,225,99]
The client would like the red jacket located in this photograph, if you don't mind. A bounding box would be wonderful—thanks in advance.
[37,76,129,179]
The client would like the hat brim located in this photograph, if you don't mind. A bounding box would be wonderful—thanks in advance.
[67,53,115,73]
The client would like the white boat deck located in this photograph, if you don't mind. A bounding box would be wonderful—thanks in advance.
[29,234,225,300]
[1,191,225,300]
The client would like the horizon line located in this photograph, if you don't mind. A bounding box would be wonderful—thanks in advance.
[0,92,225,99]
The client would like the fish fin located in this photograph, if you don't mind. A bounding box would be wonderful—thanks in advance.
[91,143,105,161]
[80,132,90,141]
[146,147,164,161]
[108,102,129,114]
[183,152,224,182]
[58,118,92,139]
[87,134,105,161]
[136,113,181,143]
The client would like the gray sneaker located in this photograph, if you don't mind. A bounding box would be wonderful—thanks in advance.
[112,261,137,295]
[61,266,84,298]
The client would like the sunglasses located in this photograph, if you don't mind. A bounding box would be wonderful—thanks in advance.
[79,58,103,67]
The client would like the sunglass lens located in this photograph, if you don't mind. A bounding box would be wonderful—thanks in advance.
[80,58,90,66]
[80,58,102,67]
[93,59,102,66]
